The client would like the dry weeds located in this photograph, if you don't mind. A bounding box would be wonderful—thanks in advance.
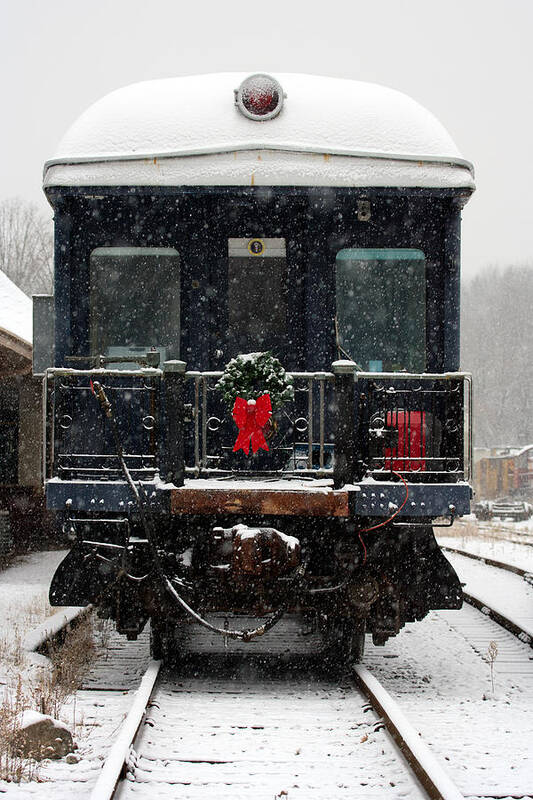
[0,591,57,669]
[33,614,95,720]
[442,517,533,549]
[0,610,96,782]
[94,616,114,660]
[487,640,498,695]
[0,678,40,782]
[441,518,498,544]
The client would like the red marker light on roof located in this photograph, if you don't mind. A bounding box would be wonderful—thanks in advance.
[235,74,285,121]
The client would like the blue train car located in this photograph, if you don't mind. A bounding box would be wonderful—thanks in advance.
[37,73,474,661]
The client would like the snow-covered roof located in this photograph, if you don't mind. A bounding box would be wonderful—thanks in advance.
[44,73,474,191]
[0,270,32,346]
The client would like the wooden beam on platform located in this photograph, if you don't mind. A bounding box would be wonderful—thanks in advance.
[170,487,350,517]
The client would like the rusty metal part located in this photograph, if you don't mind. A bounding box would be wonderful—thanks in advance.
[171,486,350,517]
[228,524,300,579]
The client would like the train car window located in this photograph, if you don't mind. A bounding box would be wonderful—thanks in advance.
[227,238,287,356]
[336,248,426,372]
[90,247,180,367]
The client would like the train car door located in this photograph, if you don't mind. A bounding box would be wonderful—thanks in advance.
[226,237,288,360]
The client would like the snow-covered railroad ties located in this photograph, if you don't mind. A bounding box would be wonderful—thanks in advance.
[443,545,533,646]
[77,546,533,800]
[87,626,462,800]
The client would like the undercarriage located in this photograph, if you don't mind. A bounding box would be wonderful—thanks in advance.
[50,512,462,663]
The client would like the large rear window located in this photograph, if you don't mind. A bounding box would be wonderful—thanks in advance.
[90,247,180,365]
[336,248,426,372]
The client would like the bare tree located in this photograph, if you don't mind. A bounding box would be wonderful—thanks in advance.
[461,265,533,447]
[0,197,53,296]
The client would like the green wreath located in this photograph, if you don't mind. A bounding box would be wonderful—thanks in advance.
[216,352,294,412]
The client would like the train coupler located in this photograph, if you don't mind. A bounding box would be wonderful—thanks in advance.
[207,523,301,585]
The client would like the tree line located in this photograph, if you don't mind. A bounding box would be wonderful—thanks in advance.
[0,197,53,295]
[461,265,533,448]
[1,198,531,448]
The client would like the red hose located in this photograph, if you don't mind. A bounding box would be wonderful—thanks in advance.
[358,471,409,564]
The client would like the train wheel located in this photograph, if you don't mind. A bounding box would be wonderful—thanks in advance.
[150,619,186,666]
[149,619,168,661]
[323,618,365,670]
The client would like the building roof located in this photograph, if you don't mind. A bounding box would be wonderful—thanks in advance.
[0,270,32,345]
[0,270,32,375]
[44,73,474,191]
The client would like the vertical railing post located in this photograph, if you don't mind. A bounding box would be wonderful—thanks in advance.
[443,377,464,476]
[332,360,356,488]
[161,360,186,487]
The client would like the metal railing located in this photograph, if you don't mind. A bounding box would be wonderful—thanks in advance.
[44,365,472,485]
[184,370,335,476]
[356,372,472,482]
[45,368,162,481]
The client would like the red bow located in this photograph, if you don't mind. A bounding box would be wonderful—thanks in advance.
[232,394,272,455]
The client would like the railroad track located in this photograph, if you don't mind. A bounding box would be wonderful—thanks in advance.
[82,548,533,800]
[24,559,533,799]
[442,545,533,646]
[87,627,464,800]
[77,536,533,800]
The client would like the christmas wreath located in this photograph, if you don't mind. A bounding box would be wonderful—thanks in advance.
[216,353,294,455]
[216,352,294,411]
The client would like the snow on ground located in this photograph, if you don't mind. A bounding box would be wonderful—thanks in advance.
[0,550,66,683]
[367,606,533,797]
[0,536,531,797]
[437,515,533,572]
[364,522,533,798]
[446,550,533,636]
[0,551,134,798]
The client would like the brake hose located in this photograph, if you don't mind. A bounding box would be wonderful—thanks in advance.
[91,380,303,641]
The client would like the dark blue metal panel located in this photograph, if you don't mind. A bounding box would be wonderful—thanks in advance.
[48,187,465,379]
[46,479,170,513]
[53,206,72,367]
[443,203,462,371]
[353,481,471,517]
[47,478,470,518]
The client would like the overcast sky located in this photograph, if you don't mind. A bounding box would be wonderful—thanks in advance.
[1,0,532,279]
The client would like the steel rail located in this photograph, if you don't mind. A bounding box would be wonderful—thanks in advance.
[89,660,161,800]
[462,592,533,646]
[442,547,533,645]
[442,545,529,578]
[94,658,464,800]
[353,664,465,800]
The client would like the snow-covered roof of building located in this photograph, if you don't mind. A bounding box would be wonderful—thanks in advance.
[0,270,32,346]
[43,73,474,191]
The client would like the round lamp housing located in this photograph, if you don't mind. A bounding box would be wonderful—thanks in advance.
[235,74,285,121]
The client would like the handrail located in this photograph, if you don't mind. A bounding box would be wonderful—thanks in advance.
[45,367,472,484]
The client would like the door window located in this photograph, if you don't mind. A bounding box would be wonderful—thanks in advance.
[227,238,287,356]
